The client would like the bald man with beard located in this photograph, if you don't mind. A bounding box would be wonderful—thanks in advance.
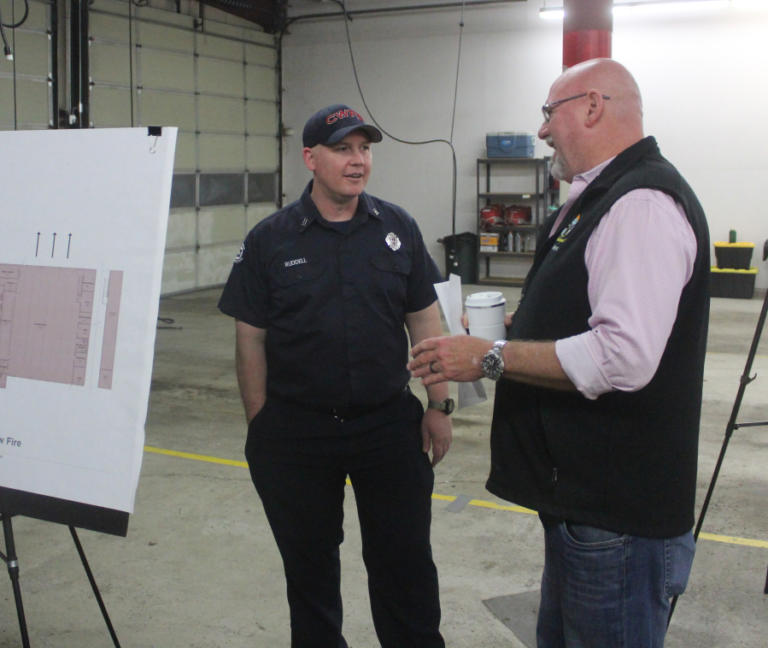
[410,59,710,647]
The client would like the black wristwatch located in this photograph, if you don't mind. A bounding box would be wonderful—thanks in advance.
[427,398,455,415]
[481,340,508,381]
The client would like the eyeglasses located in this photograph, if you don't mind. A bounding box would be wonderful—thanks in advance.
[541,92,611,123]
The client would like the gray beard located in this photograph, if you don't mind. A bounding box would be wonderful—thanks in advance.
[549,152,570,182]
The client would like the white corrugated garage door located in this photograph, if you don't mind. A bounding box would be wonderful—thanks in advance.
[0,0,54,131]
[88,0,278,294]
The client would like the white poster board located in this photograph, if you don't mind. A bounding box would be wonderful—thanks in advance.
[0,127,177,517]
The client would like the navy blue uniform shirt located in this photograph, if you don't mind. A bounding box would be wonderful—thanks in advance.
[218,181,441,411]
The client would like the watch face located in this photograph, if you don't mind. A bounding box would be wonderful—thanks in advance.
[482,349,503,381]
[429,398,455,414]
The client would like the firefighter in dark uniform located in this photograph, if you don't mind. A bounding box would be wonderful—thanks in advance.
[218,104,452,648]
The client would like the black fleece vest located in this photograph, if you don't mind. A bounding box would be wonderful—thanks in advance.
[485,137,710,538]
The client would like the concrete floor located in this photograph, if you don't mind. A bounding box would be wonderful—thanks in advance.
[1,284,767,647]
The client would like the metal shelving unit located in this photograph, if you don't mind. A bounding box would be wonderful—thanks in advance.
[476,156,553,286]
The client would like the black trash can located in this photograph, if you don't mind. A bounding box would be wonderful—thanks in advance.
[439,232,478,284]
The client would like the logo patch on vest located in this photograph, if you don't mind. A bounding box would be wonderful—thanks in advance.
[552,214,581,251]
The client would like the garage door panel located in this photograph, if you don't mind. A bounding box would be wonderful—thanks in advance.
[246,65,276,101]
[138,23,194,50]
[22,0,51,30]
[161,250,197,294]
[247,135,278,170]
[197,58,244,96]
[198,206,246,245]
[198,243,239,287]
[246,43,276,67]
[11,31,50,76]
[89,12,129,41]
[91,43,131,86]
[90,86,133,126]
[247,204,276,230]
[199,95,244,133]
[166,208,197,249]
[199,134,245,170]
[174,132,196,171]
[140,90,196,131]
[246,101,277,135]
[197,33,242,60]
[139,50,194,91]
[0,78,50,128]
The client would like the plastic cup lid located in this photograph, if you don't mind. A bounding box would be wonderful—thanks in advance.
[465,291,506,308]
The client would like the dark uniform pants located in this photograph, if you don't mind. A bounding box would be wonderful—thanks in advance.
[245,390,444,648]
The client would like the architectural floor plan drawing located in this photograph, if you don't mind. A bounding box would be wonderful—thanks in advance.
[1,126,177,515]
[0,264,122,390]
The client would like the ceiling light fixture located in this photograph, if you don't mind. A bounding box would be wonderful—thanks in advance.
[539,0,741,20]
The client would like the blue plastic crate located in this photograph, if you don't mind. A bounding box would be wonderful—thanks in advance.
[486,132,534,158]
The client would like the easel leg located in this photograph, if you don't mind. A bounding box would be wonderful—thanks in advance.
[1,514,32,648]
[69,526,121,648]
[764,565,767,595]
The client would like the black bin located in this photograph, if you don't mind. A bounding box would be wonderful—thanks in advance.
[439,232,478,284]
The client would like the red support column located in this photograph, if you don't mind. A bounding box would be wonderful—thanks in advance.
[563,0,613,69]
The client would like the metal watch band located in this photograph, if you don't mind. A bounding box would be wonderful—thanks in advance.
[482,339,507,381]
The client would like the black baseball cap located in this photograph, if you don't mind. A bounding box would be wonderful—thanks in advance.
[302,104,383,148]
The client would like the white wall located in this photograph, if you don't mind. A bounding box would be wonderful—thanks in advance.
[282,1,768,290]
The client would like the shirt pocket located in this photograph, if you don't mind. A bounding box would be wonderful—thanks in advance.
[369,250,412,303]
[270,257,329,317]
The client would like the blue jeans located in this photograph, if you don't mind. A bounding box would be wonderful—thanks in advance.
[536,521,695,648]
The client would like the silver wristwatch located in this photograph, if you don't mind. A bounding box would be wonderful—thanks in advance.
[481,340,507,381]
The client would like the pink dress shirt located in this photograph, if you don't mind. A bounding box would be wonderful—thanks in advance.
[552,159,698,400]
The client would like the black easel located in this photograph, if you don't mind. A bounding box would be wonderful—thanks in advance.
[0,512,121,647]
[669,239,768,623]
[1,513,30,647]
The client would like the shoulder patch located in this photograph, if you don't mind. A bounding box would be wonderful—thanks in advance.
[234,242,245,263]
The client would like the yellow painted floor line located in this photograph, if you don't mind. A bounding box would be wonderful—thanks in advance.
[698,531,768,549]
[144,445,768,550]
[145,445,248,468]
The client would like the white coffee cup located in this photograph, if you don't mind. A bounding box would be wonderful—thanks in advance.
[465,291,507,341]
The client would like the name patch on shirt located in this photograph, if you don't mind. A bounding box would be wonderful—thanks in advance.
[284,257,307,267]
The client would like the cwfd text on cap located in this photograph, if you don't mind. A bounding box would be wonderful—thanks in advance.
[303,104,383,148]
